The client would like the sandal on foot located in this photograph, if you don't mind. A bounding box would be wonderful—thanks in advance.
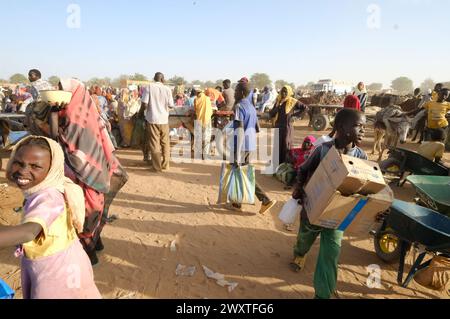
[289,256,307,272]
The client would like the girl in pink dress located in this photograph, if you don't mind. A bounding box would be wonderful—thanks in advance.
[0,136,101,299]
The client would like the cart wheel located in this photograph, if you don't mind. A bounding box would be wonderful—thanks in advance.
[374,229,404,264]
[312,114,330,131]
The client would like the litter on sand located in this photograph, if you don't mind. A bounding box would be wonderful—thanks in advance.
[170,234,181,252]
[170,240,177,252]
[175,264,196,277]
[202,265,238,292]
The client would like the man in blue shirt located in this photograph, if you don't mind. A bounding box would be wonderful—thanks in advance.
[232,81,277,215]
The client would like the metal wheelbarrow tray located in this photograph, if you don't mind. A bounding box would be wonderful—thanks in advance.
[386,200,450,288]
[393,148,448,176]
[407,175,450,217]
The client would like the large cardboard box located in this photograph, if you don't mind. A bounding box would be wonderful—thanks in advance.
[304,146,393,235]
[320,146,386,195]
[305,186,393,235]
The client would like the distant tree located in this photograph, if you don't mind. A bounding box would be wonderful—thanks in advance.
[275,80,290,90]
[129,73,148,81]
[169,75,186,85]
[47,76,60,87]
[367,83,383,92]
[204,81,215,88]
[87,77,112,87]
[420,78,435,93]
[289,83,296,91]
[104,77,112,86]
[9,73,28,84]
[299,81,316,92]
[250,73,272,89]
[391,77,414,95]
[0,79,7,84]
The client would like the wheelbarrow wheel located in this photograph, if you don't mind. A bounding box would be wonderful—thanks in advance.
[374,228,406,264]
[312,114,330,131]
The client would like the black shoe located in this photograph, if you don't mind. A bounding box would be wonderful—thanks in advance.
[95,237,104,252]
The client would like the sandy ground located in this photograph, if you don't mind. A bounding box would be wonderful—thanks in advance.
[1,116,450,299]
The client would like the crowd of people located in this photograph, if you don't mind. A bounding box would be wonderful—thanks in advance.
[0,68,449,300]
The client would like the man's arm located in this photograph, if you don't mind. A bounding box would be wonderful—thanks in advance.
[139,87,150,117]
[292,102,307,118]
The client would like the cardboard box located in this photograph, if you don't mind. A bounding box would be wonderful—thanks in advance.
[304,146,392,235]
[305,186,393,235]
[320,146,386,195]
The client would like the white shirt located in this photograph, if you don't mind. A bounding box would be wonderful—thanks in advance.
[141,82,174,124]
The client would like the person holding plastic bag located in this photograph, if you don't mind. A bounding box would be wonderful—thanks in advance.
[221,81,276,215]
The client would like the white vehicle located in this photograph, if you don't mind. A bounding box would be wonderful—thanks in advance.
[312,79,354,95]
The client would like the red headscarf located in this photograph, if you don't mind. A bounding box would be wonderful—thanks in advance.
[343,95,361,111]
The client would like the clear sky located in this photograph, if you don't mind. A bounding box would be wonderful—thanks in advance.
[1,0,449,87]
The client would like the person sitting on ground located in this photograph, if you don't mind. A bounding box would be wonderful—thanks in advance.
[281,135,318,190]
[418,127,445,163]
[288,136,317,172]
[231,81,277,215]
[291,108,367,299]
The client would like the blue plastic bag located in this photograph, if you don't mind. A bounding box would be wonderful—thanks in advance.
[218,163,256,205]
[0,278,14,299]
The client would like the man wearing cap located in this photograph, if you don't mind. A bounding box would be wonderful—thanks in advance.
[139,72,174,172]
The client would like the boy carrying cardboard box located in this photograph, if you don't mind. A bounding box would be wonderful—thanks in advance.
[291,108,385,299]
